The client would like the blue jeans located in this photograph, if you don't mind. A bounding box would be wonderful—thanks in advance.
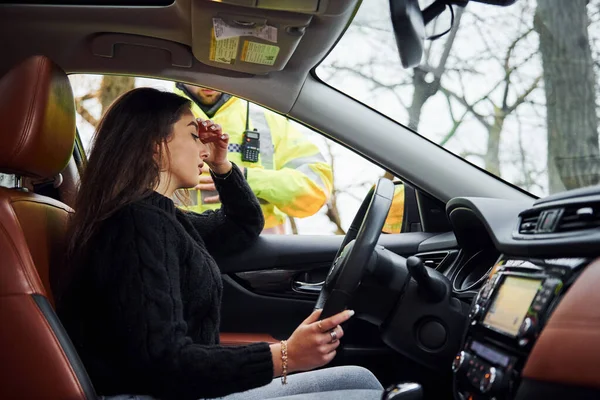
[103,365,383,400]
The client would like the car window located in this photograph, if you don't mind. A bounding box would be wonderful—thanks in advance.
[69,74,407,235]
[317,0,600,198]
[0,174,15,188]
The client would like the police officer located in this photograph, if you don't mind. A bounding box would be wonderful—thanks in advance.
[175,84,333,234]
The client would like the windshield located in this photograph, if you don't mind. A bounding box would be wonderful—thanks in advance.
[317,0,600,197]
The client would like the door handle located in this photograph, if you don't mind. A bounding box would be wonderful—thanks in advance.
[292,280,324,294]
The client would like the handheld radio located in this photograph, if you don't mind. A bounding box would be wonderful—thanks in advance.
[241,101,260,162]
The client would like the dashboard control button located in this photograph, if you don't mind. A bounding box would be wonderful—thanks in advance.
[519,316,536,337]
[469,304,482,320]
[452,351,472,375]
[480,367,505,394]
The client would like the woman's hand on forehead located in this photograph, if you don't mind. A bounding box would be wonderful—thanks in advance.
[197,118,227,145]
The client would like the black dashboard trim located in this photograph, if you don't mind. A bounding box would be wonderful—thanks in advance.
[417,231,458,252]
[447,197,600,257]
[535,185,600,205]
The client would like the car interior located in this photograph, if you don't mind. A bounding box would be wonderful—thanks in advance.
[1,0,600,399]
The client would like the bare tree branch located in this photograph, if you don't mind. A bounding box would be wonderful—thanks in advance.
[434,7,465,78]
[502,28,535,110]
[77,90,100,102]
[440,86,491,129]
[323,140,346,235]
[507,75,543,114]
[325,63,411,110]
[326,64,411,90]
[515,108,535,191]
[461,151,485,159]
[439,112,468,146]
[74,89,101,127]
[288,216,299,235]
[75,98,98,127]
[439,94,469,146]
[445,91,458,123]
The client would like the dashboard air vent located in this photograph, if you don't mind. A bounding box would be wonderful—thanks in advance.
[516,203,600,237]
[415,251,451,270]
[518,212,541,234]
[555,204,600,232]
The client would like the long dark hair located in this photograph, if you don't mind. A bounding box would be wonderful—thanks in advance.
[66,87,190,272]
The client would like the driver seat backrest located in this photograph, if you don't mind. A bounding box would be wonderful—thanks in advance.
[0,55,97,400]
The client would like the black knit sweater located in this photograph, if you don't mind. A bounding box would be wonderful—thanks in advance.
[58,165,273,400]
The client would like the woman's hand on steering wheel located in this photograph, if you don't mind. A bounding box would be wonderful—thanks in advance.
[286,309,355,373]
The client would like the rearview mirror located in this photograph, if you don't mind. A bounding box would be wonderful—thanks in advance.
[389,0,425,69]
[389,0,520,69]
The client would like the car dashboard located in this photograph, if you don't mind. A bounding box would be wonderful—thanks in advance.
[440,186,600,400]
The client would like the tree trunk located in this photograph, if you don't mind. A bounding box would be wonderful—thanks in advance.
[407,8,464,132]
[535,0,600,193]
[322,141,346,235]
[484,108,505,176]
[326,197,346,235]
[408,69,440,131]
[99,76,135,115]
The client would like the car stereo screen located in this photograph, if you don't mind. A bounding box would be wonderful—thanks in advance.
[483,276,541,336]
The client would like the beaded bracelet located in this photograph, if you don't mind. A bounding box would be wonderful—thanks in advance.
[280,340,288,385]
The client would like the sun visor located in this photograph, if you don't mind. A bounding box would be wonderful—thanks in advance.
[192,0,320,74]
[219,0,321,13]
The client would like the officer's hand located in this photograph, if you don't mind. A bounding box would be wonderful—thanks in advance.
[195,165,215,191]
[195,165,220,203]
[193,165,246,204]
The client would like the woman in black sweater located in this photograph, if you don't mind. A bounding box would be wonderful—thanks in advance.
[58,88,382,400]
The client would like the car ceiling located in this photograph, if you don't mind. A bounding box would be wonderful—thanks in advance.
[0,0,358,114]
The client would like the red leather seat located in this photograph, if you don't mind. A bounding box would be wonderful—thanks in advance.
[0,56,97,399]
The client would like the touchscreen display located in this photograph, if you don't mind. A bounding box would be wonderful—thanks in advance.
[483,276,541,336]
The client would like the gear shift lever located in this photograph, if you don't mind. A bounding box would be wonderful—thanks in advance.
[406,256,446,302]
[381,382,423,399]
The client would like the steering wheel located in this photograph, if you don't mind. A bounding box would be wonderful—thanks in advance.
[315,178,395,319]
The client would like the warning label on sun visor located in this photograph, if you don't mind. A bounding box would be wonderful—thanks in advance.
[241,41,280,66]
[209,29,239,64]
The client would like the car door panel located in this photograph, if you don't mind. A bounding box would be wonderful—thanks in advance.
[218,232,455,334]
[216,232,437,274]
[220,274,314,338]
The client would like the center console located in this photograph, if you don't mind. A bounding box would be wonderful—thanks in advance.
[452,256,587,399]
